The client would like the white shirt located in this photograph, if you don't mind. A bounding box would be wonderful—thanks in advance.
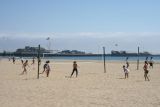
[124,68,129,73]
[46,64,50,71]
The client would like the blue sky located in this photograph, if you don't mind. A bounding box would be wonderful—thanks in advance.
[0,0,160,53]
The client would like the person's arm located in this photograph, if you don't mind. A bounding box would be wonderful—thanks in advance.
[143,65,145,70]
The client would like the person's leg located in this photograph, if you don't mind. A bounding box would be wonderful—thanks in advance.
[70,69,75,77]
[24,68,27,74]
[76,69,78,77]
[127,73,128,78]
[144,73,146,81]
[126,73,127,78]
[146,74,150,81]
[21,68,26,75]
[46,70,49,77]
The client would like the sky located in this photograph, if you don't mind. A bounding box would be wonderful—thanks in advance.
[0,0,160,54]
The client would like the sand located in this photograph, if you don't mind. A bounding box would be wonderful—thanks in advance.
[0,59,160,107]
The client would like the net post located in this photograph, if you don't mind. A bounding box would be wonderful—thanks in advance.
[103,47,106,73]
[137,46,140,70]
[37,45,40,79]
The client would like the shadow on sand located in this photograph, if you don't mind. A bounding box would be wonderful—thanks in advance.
[117,77,126,79]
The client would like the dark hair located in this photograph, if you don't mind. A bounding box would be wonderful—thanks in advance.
[145,61,148,64]
[46,60,50,63]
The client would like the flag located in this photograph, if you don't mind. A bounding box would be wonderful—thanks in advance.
[115,44,118,46]
[46,37,50,40]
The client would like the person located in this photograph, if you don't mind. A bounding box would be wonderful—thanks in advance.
[8,57,10,61]
[149,57,153,69]
[31,57,35,65]
[126,61,129,68]
[143,61,150,81]
[12,57,15,64]
[20,60,29,75]
[145,56,149,64]
[40,61,48,74]
[45,61,50,77]
[123,65,129,79]
[125,57,129,68]
[40,61,50,77]
[21,57,24,64]
[70,61,79,78]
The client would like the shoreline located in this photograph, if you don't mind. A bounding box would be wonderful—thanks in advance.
[1,55,160,61]
[1,57,160,64]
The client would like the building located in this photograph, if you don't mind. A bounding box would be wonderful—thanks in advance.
[111,50,151,56]
[15,46,50,54]
[57,50,86,55]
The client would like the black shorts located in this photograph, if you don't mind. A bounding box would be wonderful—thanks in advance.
[145,70,149,74]
[150,63,153,66]
[73,68,78,71]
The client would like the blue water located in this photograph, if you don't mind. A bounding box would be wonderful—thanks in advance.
[43,56,160,62]
[1,55,160,61]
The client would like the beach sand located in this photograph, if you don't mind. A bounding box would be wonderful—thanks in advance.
[0,59,160,107]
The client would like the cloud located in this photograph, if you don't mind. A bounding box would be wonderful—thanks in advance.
[0,32,160,39]
[48,32,160,39]
[0,32,54,39]
[0,32,160,53]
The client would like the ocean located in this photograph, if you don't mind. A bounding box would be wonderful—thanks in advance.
[42,56,160,62]
[1,55,160,62]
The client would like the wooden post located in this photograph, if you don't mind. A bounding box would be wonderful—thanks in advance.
[37,45,40,79]
[103,47,106,73]
[137,46,139,70]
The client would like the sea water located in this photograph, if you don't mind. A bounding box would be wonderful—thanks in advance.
[43,56,160,62]
[1,55,160,62]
